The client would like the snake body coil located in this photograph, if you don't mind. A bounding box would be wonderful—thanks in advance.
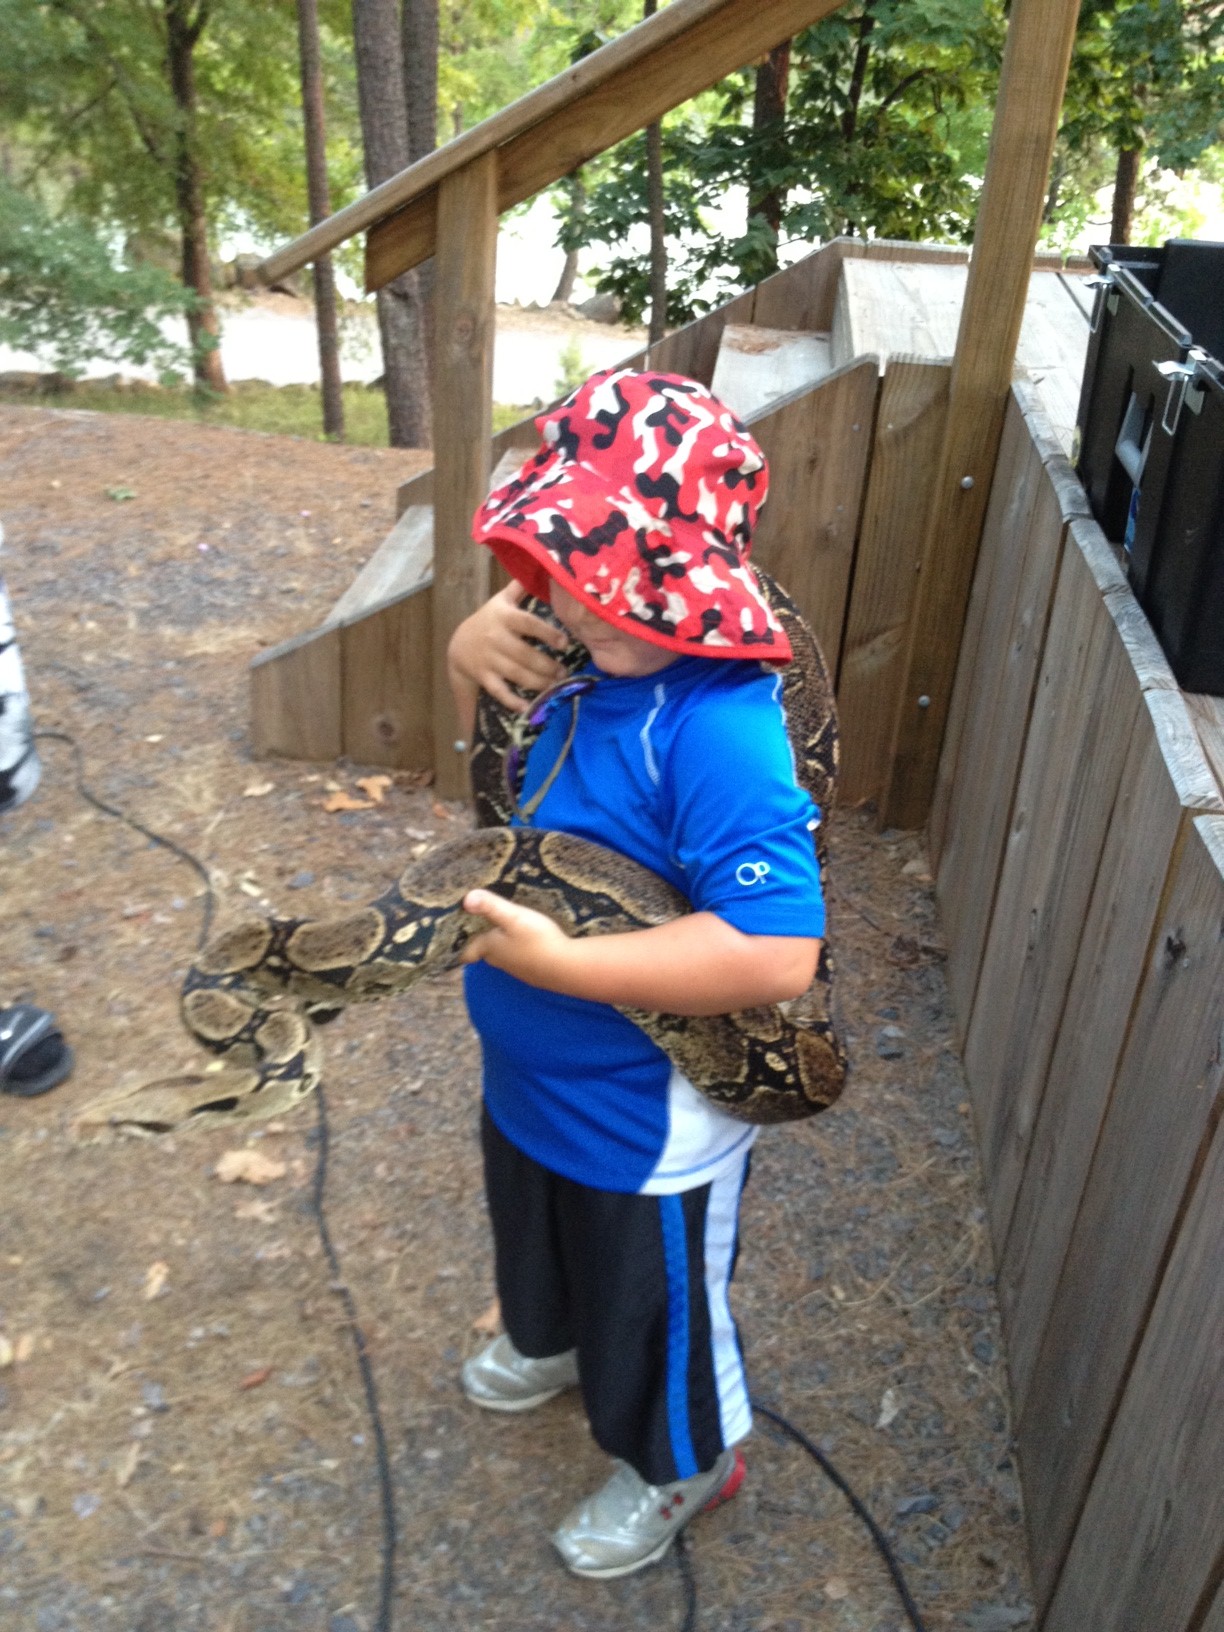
[81,570,846,1133]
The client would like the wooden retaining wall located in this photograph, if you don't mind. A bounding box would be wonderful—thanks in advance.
[932,381,1224,1631]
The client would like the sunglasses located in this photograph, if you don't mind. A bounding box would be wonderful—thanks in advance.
[504,674,598,824]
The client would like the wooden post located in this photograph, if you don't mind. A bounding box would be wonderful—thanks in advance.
[430,152,497,797]
[879,0,1082,830]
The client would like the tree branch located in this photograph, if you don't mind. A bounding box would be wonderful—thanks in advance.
[873,67,931,122]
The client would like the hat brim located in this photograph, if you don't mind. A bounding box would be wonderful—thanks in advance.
[476,458,792,663]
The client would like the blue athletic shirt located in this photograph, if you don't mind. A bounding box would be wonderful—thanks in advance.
[463,653,825,1194]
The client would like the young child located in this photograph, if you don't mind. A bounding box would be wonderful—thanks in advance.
[447,368,825,1579]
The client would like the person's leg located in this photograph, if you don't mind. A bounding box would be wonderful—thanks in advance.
[551,1151,751,1575]
[462,1108,579,1411]
[561,1152,751,1483]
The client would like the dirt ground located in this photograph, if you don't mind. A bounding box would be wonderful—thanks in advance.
[0,404,1034,1632]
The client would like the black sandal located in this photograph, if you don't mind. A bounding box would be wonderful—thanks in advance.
[0,1005,74,1097]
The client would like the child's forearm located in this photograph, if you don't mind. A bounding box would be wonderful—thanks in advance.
[462,889,819,1015]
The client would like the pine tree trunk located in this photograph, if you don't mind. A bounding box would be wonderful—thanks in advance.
[839,1,876,235]
[551,172,585,304]
[402,0,438,370]
[352,0,431,448]
[749,41,791,276]
[1111,147,1141,244]
[164,0,226,392]
[297,0,345,440]
[643,0,667,346]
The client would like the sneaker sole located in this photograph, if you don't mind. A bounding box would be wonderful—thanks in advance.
[561,1449,746,1580]
[462,1381,575,1414]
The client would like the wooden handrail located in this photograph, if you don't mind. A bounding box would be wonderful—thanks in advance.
[258,0,843,292]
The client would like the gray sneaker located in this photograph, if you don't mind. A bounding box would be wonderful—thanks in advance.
[461,1333,579,1413]
[552,1447,745,1578]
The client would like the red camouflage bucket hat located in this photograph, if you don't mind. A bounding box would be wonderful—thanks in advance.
[471,367,791,661]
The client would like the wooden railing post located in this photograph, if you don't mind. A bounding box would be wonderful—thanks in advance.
[879,0,1082,830]
[431,151,498,797]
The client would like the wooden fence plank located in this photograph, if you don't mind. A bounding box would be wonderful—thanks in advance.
[340,587,433,770]
[933,399,1065,1032]
[1187,690,1224,800]
[751,240,848,331]
[996,691,1192,1415]
[930,389,1032,867]
[961,524,1142,1245]
[1017,813,1224,1609]
[648,289,755,385]
[430,152,497,797]
[249,624,342,762]
[746,360,879,674]
[1041,983,1224,1632]
[837,358,949,808]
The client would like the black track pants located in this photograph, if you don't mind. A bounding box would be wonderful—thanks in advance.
[481,1107,753,1486]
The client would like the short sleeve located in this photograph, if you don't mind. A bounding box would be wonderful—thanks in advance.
[664,677,825,938]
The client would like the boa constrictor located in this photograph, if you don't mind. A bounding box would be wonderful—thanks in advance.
[79,570,846,1133]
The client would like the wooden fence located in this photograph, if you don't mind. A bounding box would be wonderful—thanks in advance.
[932,381,1224,1631]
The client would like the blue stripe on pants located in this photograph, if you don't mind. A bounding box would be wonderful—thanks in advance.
[659,1194,698,1479]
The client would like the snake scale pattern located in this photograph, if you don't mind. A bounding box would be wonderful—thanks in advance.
[79,569,846,1133]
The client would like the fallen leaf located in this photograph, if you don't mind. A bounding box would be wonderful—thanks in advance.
[233,1198,278,1224]
[239,1365,274,1391]
[144,1262,170,1301]
[876,1387,901,1429]
[322,791,374,813]
[13,1333,35,1364]
[242,781,274,798]
[209,1518,228,1539]
[0,1336,13,1369]
[431,801,453,821]
[105,486,136,502]
[215,1149,287,1186]
[823,1577,850,1601]
[356,775,392,804]
[115,1443,142,1489]
[472,1297,502,1337]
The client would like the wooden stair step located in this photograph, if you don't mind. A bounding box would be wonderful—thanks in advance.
[710,324,833,419]
[830,257,1093,452]
[325,447,528,629]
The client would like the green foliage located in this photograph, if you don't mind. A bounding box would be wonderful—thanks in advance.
[552,335,588,398]
[0,182,195,377]
[561,0,1002,323]
[0,0,358,254]
[1047,0,1224,243]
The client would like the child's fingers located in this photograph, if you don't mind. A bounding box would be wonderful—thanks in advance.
[513,610,570,651]
[463,888,516,925]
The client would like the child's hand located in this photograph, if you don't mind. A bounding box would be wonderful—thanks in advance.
[461,889,574,988]
[448,581,568,716]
